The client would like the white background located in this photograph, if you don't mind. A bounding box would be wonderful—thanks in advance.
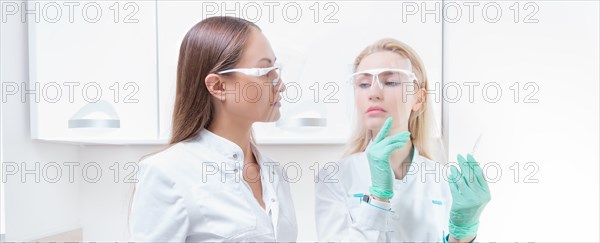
[444,1,599,241]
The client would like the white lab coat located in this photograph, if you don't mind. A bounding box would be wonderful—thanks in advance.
[129,129,298,242]
[315,147,453,242]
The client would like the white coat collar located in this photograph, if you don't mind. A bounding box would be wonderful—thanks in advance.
[188,129,247,162]
[186,128,272,170]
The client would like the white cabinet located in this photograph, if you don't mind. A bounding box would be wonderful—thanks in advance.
[29,1,442,144]
[28,1,158,143]
[156,1,443,144]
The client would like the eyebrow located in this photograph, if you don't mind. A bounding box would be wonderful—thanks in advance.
[257,57,276,65]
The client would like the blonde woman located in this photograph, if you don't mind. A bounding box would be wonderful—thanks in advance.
[128,16,297,241]
[315,38,491,242]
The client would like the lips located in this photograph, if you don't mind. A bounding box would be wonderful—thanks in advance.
[366,105,386,113]
[272,97,282,106]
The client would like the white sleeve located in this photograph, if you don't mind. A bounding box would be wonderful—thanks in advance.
[129,161,190,242]
[314,168,393,242]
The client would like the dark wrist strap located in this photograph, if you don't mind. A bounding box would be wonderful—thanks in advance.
[444,234,477,243]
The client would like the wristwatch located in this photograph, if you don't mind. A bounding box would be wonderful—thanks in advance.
[362,194,393,212]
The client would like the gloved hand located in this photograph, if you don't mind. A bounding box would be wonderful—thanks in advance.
[366,117,411,199]
[448,154,491,239]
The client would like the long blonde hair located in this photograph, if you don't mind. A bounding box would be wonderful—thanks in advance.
[344,38,434,160]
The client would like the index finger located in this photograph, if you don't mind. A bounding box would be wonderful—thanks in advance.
[373,117,393,143]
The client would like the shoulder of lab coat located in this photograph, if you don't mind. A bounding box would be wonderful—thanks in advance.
[129,132,299,242]
[129,143,192,242]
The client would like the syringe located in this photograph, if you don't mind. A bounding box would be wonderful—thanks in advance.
[471,132,484,157]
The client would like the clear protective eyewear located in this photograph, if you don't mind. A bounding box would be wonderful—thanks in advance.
[347,68,418,90]
[218,65,282,87]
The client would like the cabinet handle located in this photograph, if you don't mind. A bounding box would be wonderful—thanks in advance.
[68,100,120,129]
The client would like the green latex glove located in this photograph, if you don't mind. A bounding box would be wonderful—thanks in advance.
[448,154,491,239]
[366,117,411,199]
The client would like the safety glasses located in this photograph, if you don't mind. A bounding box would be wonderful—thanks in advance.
[218,65,282,87]
[347,68,418,90]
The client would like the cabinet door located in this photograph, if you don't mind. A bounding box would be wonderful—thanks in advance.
[156,1,196,141]
[28,1,158,142]
[157,2,442,144]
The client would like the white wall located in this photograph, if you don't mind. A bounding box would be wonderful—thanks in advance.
[77,145,161,242]
[445,1,599,241]
[1,13,81,241]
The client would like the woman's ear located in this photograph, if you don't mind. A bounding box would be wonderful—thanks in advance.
[205,74,226,101]
[411,87,427,112]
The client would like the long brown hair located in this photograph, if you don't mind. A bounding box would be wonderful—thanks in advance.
[344,38,434,160]
[171,16,259,144]
[127,16,259,234]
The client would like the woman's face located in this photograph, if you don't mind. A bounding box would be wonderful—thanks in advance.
[221,28,285,123]
[354,51,421,135]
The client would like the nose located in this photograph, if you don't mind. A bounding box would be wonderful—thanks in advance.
[277,78,286,93]
[368,77,383,101]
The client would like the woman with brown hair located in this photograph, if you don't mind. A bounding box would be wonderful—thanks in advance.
[315,38,491,242]
[128,16,297,241]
